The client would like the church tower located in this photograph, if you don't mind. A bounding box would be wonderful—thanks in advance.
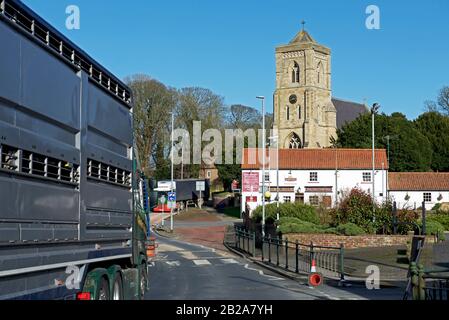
[273,27,337,149]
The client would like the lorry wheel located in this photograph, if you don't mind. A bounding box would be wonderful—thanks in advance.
[112,274,123,300]
[139,265,148,300]
[97,277,110,300]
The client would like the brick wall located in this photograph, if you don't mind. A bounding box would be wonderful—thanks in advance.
[285,233,410,249]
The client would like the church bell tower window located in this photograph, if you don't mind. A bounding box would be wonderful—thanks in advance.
[292,62,300,83]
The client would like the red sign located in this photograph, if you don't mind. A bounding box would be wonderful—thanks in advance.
[246,196,257,203]
[242,172,259,192]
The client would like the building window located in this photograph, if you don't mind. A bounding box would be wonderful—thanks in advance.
[310,172,318,182]
[206,170,211,178]
[309,196,319,206]
[298,105,301,119]
[264,172,270,182]
[363,172,372,182]
[292,62,300,83]
[283,196,291,203]
[286,106,290,120]
[317,61,324,85]
[423,193,432,202]
[289,133,302,149]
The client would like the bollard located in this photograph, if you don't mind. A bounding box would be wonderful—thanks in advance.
[285,238,289,270]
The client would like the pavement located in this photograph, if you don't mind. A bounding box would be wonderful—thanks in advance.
[152,207,239,252]
[147,207,405,300]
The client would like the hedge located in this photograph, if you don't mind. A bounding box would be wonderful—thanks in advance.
[252,202,319,224]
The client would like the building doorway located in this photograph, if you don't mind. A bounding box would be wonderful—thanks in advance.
[322,196,332,208]
[295,193,304,203]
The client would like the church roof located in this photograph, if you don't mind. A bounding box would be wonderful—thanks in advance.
[241,148,388,170]
[332,98,369,130]
[290,30,316,44]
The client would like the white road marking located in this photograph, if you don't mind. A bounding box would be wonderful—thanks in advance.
[165,261,181,267]
[196,244,216,252]
[158,243,183,252]
[193,259,211,266]
[220,258,238,264]
[316,289,340,300]
[179,251,199,260]
[243,264,285,281]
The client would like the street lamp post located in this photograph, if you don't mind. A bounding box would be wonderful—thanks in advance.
[371,103,380,223]
[268,135,279,221]
[170,110,174,232]
[256,96,266,238]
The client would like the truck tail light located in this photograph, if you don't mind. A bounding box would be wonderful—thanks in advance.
[76,292,91,300]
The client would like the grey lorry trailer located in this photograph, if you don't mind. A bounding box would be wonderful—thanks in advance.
[0,0,149,299]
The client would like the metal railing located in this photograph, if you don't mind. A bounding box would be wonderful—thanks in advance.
[235,227,256,257]
[233,226,345,281]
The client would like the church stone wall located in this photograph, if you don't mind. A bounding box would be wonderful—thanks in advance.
[273,30,337,149]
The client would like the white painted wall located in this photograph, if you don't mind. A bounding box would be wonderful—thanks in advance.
[389,190,449,210]
[241,168,388,215]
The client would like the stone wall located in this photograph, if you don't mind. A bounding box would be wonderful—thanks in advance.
[284,233,411,249]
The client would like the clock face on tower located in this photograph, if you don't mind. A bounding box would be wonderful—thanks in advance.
[289,94,297,104]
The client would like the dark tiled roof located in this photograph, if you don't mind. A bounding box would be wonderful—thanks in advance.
[241,148,388,170]
[332,98,368,129]
[388,172,449,191]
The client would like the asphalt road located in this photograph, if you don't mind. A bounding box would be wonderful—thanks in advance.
[145,233,404,300]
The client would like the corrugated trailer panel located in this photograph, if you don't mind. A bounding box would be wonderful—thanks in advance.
[0,0,137,299]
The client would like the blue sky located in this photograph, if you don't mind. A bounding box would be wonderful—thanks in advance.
[22,0,449,119]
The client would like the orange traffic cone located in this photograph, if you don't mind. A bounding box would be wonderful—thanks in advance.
[308,258,323,287]
[310,259,317,273]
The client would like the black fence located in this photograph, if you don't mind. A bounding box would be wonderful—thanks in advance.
[233,226,345,281]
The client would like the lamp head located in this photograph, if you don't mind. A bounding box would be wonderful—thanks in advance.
[371,103,380,114]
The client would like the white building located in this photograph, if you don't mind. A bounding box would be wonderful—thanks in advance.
[388,172,449,210]
[241,148,388,214]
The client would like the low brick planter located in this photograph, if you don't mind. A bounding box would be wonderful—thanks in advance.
[285,233,410,249]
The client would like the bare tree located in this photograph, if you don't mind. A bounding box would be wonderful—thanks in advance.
[125,74,176,177]
[437,86,449,114]
[424,86,449,115]
[227,104,262,130]
[176,87,227,178]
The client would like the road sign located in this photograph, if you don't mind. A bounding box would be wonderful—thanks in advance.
[157,181,176,191]
[167,192,176,209]
[196,181,205,191]
[168,192,176,202]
